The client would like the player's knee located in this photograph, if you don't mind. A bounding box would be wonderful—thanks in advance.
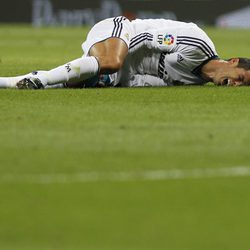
[99,57,124,74]
[107,58,123,72]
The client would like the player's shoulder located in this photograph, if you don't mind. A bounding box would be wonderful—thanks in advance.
[175,22,217,55]
[131,18,209,38]
[179,22,214,45]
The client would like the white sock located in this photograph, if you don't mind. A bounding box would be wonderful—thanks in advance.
[0,57,99,88]
[0,73,33,88]
[38,56,99,86]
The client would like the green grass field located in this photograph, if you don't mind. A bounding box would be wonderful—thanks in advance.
[0,25,250,250]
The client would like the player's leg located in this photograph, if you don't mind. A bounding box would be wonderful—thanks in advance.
[0,75,30,88]
[43,36,128,84]
[59,38,128,89]
[16,56,99,89]
[16,16,131,89]
[0,72,46,88]
[17,38,128,89]
[89,37,128,74]
[0,71,70,89]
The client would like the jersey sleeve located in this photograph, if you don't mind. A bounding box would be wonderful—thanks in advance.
[150,28,178,52]
[175,39,218,75]
[159,49,217,85]
[129,28,178,53]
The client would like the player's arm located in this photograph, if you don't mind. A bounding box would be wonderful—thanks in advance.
[128,74,168,87]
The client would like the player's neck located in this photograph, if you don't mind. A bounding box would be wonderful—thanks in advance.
[201,59,228,81]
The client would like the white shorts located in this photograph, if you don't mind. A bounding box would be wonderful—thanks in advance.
[82,16,134,56]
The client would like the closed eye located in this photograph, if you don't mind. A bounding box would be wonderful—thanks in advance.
[222,79,229,85]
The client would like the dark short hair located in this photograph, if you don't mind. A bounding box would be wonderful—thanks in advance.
[237,58,250,70]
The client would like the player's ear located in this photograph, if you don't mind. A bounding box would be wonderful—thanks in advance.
[228,58,240,66]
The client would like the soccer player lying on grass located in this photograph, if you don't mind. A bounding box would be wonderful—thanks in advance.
[0,16,250,89]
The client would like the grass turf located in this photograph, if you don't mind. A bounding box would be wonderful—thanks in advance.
[0,25,250,249]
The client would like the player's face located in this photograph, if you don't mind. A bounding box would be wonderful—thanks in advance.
[214,60,250,86]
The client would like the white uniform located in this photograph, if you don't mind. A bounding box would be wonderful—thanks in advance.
[82,16,134,54]
[117,19,218,86]
[82,17,218,87]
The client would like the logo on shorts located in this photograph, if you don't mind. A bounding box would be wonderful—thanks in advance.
[163,34,174,45]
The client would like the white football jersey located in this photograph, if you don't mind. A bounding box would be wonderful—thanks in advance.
[114,19,218,87]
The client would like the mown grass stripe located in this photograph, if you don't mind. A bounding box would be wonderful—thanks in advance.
[1,166,250,184]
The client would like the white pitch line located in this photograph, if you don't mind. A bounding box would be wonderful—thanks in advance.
[0,166,250,184]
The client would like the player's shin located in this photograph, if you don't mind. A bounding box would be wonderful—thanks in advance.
[16,57,99,89]
[42,56,99,86]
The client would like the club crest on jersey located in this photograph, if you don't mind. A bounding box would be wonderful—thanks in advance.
[124,33,130,41]
[157,34,175,46]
